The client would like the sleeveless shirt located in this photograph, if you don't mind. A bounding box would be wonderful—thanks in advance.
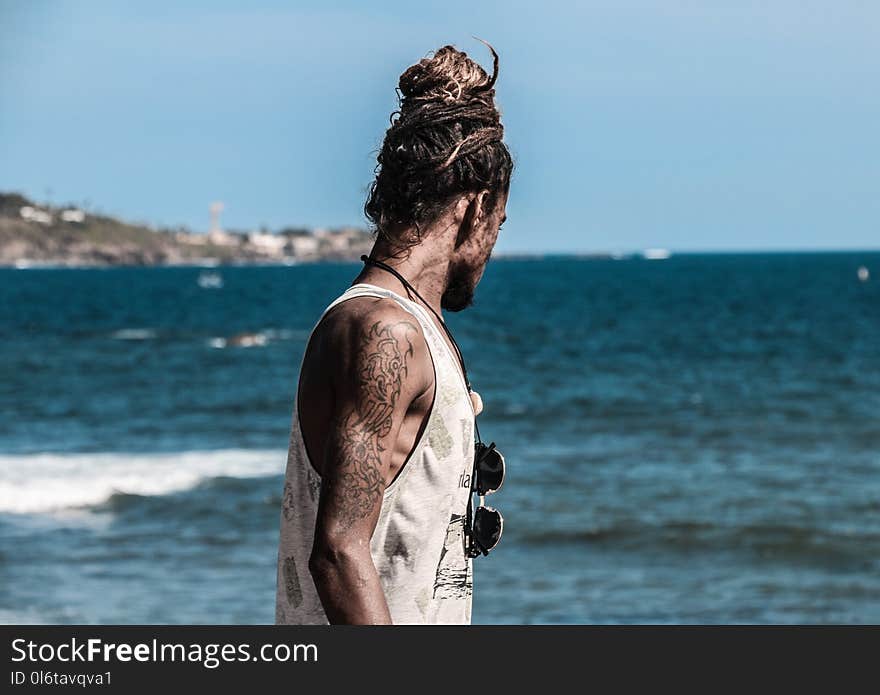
[275,283,476,624]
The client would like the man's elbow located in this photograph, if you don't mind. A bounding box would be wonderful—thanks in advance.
[308,535,370,581]
[307,545,338,582]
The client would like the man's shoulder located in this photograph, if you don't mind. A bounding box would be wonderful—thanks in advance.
[319,295,425,345]
[312,295,432,389]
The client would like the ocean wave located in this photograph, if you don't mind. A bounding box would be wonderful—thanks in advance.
[206,328,310,349]
[110,328,157,341]
[0,449,286,514]
[107,328,309,348]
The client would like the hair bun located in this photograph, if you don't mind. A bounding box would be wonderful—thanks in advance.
[398,44,497,105]
[364,40,512,245]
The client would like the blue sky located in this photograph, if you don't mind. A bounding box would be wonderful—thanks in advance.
[1,1,878,252]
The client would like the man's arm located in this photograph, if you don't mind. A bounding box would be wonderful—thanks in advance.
[307,303,431,624]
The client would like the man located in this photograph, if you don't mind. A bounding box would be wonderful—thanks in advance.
[276,43,512,624]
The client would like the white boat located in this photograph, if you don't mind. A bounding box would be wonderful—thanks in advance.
[197,271,223,289]
[642,248,671,260]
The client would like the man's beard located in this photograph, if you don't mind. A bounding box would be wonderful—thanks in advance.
[441,261,478,312]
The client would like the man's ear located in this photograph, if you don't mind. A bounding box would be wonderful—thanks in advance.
[474,190,490,216]
[454,194,480,249]
[454,191,492,249]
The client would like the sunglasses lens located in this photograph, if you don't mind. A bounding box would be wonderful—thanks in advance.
[476,447,505,495]
[473,506,503,551]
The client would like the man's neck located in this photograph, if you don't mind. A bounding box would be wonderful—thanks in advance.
[355,238,451,316]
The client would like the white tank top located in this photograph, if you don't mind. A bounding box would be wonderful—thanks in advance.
[275,283,476,624]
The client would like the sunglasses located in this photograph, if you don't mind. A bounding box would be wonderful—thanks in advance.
[465,441,505,558]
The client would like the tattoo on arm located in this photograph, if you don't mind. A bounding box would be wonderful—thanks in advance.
[330,319,418,530]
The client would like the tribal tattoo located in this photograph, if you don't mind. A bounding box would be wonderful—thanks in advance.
[330,320,418,530]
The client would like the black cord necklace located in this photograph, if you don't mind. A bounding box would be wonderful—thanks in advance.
[360,254,472,392]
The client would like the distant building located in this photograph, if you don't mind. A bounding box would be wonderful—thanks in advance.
[279,227,312,238]
[248,233,287,253]
[288,235,319,257]
[20,206,53,225]
[206,230,240,247]
[60,209,86,223]
[315,228,351,253]
[209,201,224,234]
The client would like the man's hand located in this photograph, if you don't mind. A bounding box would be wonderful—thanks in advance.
[305,300,432,624]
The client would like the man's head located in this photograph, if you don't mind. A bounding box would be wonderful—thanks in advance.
[365,43,513,311]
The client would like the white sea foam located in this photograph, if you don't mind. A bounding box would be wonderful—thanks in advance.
[205,328,310,349]
[110,328,157,340]
[0,449,286,514]
[262,328,310,341]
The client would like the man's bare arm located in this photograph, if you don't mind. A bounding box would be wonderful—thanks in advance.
[307,305,430,624]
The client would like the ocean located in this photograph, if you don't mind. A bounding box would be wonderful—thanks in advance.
[1,253,878,624]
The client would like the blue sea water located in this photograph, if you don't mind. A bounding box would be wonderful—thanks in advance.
[1,253,878,624]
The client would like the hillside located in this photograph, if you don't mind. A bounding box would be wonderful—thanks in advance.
[0,192,373,267]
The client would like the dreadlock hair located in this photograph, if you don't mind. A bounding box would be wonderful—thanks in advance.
[364,42,513,250]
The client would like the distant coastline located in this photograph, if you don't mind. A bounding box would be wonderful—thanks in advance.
[0,192,374,268]
[0,191,626,269]
[5,192,875,269]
